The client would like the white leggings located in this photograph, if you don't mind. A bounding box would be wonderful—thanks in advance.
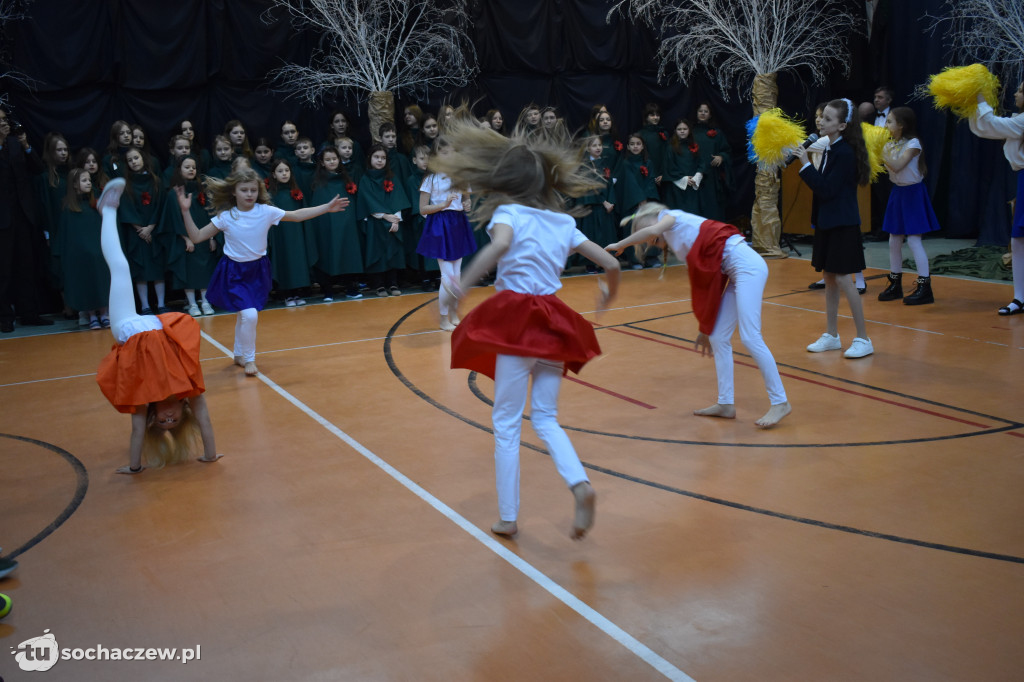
[233,308,259,363]
[888,234,930,277]
[492,354,589,522]
[710,242,787,406]
[100,204,143,341]
[437,258,463,316]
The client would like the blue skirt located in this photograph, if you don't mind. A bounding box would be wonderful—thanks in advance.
[1013,169,1024,239]
[882,182,941,236]
[416,210,477,261]
[206,256,272,312]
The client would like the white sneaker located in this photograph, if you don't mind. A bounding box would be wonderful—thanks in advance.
[187,304,201,317]
[200,301,214,315]
[807,333,842,353]
[844,337,874,359]
[285,297,297,307]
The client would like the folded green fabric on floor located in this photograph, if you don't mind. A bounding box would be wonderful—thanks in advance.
[904,246,1012,281]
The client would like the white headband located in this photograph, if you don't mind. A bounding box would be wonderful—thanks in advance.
[841,98,854,123]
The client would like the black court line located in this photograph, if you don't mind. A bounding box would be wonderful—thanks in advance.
[1,433,88,561]
[383,298,1024,565]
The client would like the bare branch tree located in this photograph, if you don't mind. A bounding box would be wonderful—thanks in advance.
[930,0,1024,96]
[0,0,36,108]
[264,0,477,140]
[609,0,861,258]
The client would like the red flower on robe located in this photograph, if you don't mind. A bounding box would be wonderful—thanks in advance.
[264,178,271,189]
[613,140,623,152]
[291,188,304,201]
[383,180,394,193]
[141,191,151,206]
[346,182,358,195]
[707,129,718,138]
[603,167,611,179]
[658,132,667,141]
[198,191,207,206]
[639,165,649,178]
[688,142,699,154]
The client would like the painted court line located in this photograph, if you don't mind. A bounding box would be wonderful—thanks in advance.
[198,330,695,682]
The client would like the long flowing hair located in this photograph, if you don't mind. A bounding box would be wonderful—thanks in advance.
[427,120,603,226]
[827,99,871,186]
[142,400,202,468]
[204,167,271,216]
[43,133,69,187]
[62,168,92,212]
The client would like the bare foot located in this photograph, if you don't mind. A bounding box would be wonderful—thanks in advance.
[197,453,224,463]
[116,464,144,475]
[693,403,736,419]
[449,312,460,326]
[440,316,456,332]
[244,361,258,376]
[491,520,518,537]
[571,482,596,540]
[755,402,791,429]
[233,355,244,367]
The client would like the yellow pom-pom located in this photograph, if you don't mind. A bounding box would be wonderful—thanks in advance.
[861,122,891,183]
[750,108,808,171]
[925,64,1001,119]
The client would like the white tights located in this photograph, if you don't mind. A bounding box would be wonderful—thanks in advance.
[100,204,140,341]
[437,258,463,317]
[888,234,930,278]
[492,354,589,522]
[233,308,259,363]
[710,242,787,406]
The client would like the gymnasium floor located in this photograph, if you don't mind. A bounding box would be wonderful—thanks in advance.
[1,251,1022,681]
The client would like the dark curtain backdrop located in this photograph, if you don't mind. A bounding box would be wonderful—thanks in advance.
[2,0,1014,243]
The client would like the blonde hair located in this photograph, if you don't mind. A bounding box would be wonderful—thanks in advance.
[428,120,603,226]
[620,201,670,271]
[142,400,202,468]
[203,167,270,216]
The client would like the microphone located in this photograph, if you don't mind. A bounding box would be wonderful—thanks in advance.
[784,133,819,165]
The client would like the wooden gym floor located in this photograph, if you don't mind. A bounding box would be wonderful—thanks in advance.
[1,257,1022,681]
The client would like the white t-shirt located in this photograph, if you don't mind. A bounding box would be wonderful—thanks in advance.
[488,204,587,296]
[658,209,743,267]
[211,203,287,262]
[420,173,465,211]
[884,137,924,186]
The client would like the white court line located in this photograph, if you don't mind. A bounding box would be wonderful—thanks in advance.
[199,329,696,682]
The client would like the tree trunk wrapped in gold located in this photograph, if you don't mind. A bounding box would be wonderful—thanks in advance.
[368,92,395,144]
[750,73,785,258]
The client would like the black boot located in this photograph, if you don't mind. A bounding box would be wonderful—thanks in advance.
[877,273,903,301]
[903,276,934,305]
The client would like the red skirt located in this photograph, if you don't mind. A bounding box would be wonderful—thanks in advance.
[451,290,601,380]
[96,313,206,414]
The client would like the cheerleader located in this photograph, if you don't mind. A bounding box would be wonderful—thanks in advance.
[417,139,476,330]
[969,82,1024,315]
[877,107,940,305]
[433,121,621,540]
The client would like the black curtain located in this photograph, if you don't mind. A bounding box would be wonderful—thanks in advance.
[2,0,1011,241]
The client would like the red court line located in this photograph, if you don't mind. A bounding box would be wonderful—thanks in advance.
[565,375,657,409]
[608,327,997,429]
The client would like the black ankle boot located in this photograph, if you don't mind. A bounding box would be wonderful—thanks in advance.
[903,276,934,305]
[878,273,903,301]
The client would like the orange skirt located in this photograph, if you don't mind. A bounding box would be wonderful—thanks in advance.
[451,290,601,380]
[96,313,206,413]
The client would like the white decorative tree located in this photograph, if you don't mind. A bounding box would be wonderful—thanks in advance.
[265,0,477,141]
[610,0,860,257]
[0,0,36,108]
[932,0,1024,97]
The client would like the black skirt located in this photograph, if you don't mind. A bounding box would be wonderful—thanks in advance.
[811,224,865,274]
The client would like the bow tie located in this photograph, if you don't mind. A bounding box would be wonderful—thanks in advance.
[875,110,886,118]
